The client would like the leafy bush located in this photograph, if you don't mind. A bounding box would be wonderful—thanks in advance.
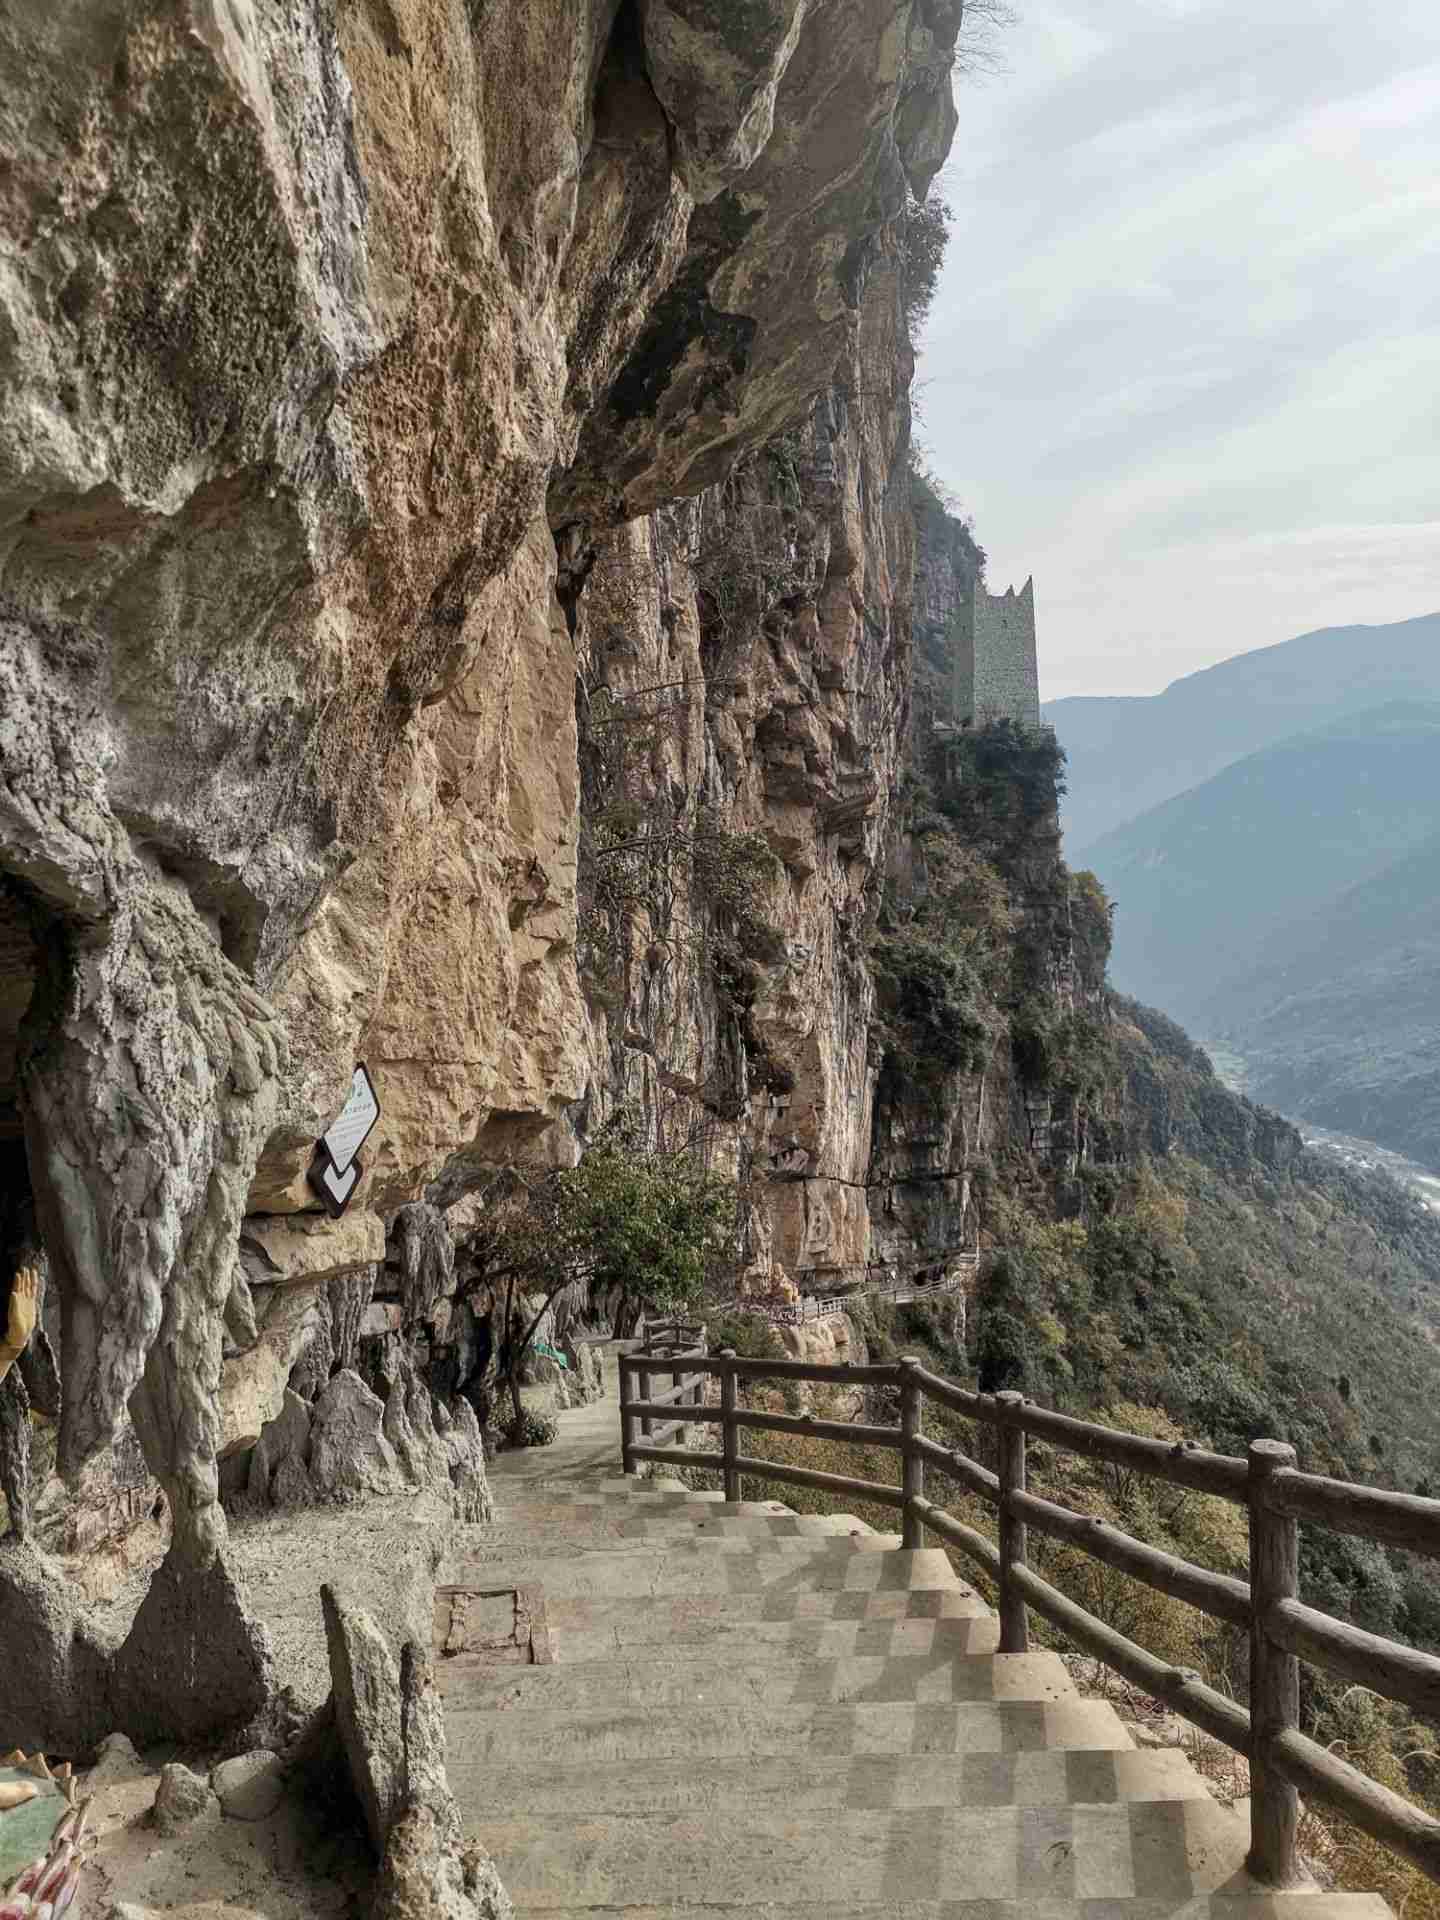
[869,928,992,1089]
[1069,870,1115,989]
[898,190,952,334]
[505,1407,557,1449]
[933,721,1067,870]
[690,810,782,968]
[460,1113,737,1427]
[1011,999,1110,1094]
[554,1123,737,1316]
[702,1308,788,1365]
[975,1305,1029,1394]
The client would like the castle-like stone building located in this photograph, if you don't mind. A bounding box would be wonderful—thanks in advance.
[955,577,1039,728]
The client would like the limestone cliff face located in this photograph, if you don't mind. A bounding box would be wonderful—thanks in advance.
[865,494,1113,1285]
[572,252,915,1297]
[0,0,961,1600]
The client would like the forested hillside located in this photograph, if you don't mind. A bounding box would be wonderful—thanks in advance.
[712,658,1440,1911]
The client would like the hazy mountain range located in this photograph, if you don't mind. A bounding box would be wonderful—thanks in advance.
[1046,614,1440,1171]
[1046,611,1440,851]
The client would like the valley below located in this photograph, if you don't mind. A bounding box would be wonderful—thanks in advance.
[1209,1040,1440,1211]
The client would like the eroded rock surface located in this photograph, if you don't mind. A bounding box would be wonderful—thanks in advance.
[319,1589,511,1920]
[571,254,917,1293]
[0,0,964,1755]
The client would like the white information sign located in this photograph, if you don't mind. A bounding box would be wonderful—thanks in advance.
[322,1065,380,1175]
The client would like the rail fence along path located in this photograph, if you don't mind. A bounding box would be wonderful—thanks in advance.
[620,1344,1440,1892]
[727,1250,980,1327]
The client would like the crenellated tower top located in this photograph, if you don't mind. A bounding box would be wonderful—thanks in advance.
[955,576,1040,728]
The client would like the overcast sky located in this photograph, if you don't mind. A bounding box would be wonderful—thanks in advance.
[917,0,1440,700]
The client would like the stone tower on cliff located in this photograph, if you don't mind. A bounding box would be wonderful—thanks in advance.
[955,578,1040,727]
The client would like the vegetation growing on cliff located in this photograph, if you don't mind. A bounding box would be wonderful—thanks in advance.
[848,508,1440,1912]
[869,717,1107,1121]
[869,831,1013,1092]
[898,190,952,334]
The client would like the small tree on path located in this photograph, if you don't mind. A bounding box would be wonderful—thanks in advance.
[466,1119,735,1437]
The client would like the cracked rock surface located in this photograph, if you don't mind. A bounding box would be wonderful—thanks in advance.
[0,0,961,1767]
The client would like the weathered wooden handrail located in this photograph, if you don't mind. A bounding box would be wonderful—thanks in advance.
[617,1346,1440,1891]
[622,1330,707,1454]
[1006,1481,1253,1630]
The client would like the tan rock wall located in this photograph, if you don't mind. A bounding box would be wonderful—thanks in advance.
[572,258,917,1292]
[0,0,962,1579]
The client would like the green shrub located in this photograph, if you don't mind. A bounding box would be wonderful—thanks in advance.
[506,1407,557,1449]
[932,721,1066,872]
[702,1308,788,1364]
[899,190,952,333]
[869,928,992,1088]
[556,1124,736,1316]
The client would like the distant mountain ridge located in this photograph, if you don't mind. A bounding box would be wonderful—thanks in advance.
[1067,682,1440,1171]
[1046,610,1440,851]
[1080,701,1440,1020]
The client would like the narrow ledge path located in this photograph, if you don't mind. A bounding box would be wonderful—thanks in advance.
[438,1354,1392,1920]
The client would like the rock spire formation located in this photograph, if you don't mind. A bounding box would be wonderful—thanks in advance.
[0,1,963,1749]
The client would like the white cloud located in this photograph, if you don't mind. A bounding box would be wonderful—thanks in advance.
[919,1,1440,696]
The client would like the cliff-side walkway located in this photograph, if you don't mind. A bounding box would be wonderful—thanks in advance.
[438,1362,1390,1919]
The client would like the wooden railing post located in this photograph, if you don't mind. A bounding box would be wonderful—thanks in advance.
[997,1390,1030,1653]
[694,1324,708,1415]
[719,1349,740,1503]
[639,1354,653,1441]
[1248,1438,1301,1887]
[900,1356,924,1549]
[620,1355,639,1477]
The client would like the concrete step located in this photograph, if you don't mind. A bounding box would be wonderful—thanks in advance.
[480,1510,889,1553]
[465,1526,893,1563]
[467,1745,1210,1817]
[440,1645,1076,1711]
[492,1495,786,1522]
[473,1794,1253,1908]
[509,1898,1392,1920]
[444,1543,955,1601]
[492,1476,690,1501]
[485,1456,665,1495]
[441,1694,1137,1772]
[459,1527,904,1564]
[540,1582,992,1640]
[548,1606,1000,1663]
[491,1502,868,1529]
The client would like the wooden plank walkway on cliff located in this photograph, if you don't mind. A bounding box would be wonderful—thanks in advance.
[436,1351,1396,1920]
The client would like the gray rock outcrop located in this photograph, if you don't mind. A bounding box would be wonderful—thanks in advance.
[238,1357,490,1523]
[318,1586,510,1920]
[151,1763,219,1836]
[321,1584,405,1858]
[370,1645,512,1920]
[211,1750,285,1823]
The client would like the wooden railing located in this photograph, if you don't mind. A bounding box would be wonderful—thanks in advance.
[625,1320,709,1447]
[618,1348,1440,1891]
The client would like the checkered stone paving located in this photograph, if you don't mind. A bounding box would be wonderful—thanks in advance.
[440,1349,1393,1920]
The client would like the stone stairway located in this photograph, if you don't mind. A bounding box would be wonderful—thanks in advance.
[439,1354,1390,1920]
